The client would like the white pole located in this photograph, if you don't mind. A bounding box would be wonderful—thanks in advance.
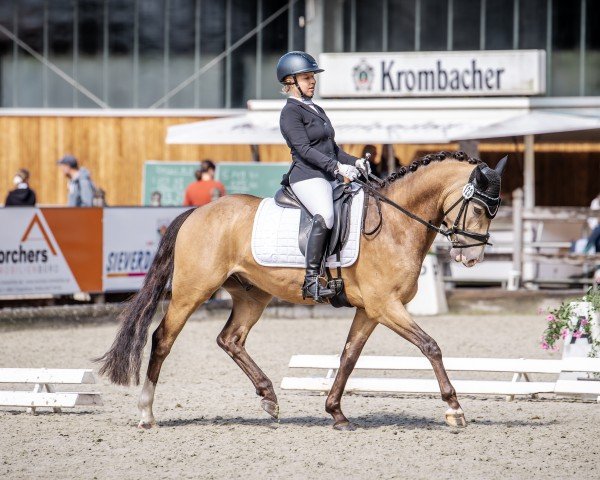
[305,0,324,98]
[523,134,536,287]
[524,134,535,209]
[508,188,523,291]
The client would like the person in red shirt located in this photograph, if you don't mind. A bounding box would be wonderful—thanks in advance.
[183,160,226,207]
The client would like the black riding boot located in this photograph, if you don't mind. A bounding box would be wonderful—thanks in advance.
[302,215,335,303]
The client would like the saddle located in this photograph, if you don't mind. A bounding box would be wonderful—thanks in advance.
[273,183,360,309]
[274,183,358,258]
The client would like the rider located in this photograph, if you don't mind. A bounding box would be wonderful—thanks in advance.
[277,51,368,303]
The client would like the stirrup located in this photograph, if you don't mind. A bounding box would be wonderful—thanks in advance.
[302,275,334,303]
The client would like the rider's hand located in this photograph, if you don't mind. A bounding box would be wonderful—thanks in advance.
[355,158,371,176]
[336,162,359,181]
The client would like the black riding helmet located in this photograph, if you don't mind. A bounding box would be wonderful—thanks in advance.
[276,51,324,83]
[276,51,323,99]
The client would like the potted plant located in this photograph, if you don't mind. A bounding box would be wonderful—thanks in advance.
[540,287,600,362]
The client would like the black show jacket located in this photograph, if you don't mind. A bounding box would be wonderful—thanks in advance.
[279,98,358,183]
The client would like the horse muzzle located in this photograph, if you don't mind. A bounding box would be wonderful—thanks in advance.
[450,246,485,268]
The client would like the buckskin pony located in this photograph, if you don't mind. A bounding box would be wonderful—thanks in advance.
[97,151,507,430]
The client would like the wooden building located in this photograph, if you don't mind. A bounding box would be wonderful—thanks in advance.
[1,110,598,207]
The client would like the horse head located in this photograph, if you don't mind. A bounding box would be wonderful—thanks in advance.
[448,156,507,267]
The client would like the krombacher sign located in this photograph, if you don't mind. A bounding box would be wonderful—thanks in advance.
[319,50,545,97]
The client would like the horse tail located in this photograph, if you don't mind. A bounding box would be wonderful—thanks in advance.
[95,208,196,386]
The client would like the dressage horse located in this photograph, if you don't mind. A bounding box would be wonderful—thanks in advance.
[97,151,507,430]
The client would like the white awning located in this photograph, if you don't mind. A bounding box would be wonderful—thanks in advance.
[452,110,600,140]
[165,97,600,145]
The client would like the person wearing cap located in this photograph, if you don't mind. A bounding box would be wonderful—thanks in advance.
[4,168,36,206]
[57,155,95,207]
[277,51,369,303]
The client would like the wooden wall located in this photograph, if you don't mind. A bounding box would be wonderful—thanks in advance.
[0,115,291,206]
[1,114,598,206]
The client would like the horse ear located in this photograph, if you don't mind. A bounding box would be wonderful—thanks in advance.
[474,165,489,190]
[495,155,508,176]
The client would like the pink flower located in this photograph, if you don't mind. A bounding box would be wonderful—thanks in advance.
[581,319,589,326]
[541,341,550,350]
[573,330,582,339]
[561,329,568,339]
[546,314,555,322]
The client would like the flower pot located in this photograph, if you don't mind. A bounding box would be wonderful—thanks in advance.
[560,302,600,381]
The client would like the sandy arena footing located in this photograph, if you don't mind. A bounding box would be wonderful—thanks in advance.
[1,313,598,479]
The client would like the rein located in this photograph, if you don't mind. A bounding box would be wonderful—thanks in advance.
[355,167,495,249]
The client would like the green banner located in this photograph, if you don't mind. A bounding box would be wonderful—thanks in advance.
[142,161,289,206]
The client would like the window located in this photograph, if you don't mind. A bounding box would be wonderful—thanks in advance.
[420,0,447,51]
[453,0,481,50]
[485,0,513,50]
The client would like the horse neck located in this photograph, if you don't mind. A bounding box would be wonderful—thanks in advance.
[381,161,472,252]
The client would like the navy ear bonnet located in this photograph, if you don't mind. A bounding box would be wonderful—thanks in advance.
[467,163,502,218]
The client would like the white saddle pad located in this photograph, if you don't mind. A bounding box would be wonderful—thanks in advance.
[251,188,364,268]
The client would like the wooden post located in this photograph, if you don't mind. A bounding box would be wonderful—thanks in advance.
[508,188,523,291]
[386,144,395,175]
[250,144,260,162]
[458,140,479,159]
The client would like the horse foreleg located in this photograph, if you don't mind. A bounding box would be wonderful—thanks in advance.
[216,288,277,419]
[375,300,466,428]
[325,308,377,430]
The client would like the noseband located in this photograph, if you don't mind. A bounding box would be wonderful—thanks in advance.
[355,167,500,249]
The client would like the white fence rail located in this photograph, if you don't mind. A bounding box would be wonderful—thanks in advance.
[0,368,103,414]
[282,355,600,402]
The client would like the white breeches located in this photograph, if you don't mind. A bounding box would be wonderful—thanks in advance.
[290,177,338,229]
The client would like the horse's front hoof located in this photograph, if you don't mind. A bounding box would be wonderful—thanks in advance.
[333,421,357,431]
[260,399,279,420]
[137,420,157,430]
[445,408,467,428]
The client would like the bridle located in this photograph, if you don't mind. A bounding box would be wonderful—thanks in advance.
[355,165,501,249]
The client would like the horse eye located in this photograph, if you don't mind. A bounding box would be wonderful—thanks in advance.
[473,206,483,215]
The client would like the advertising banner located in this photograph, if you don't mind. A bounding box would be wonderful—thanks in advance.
[0,208,102,296]
[103,207,190,292]
[319,50,546,97]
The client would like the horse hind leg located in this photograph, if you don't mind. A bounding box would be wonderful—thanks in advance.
[138,279,224,429]
[216,284,276,420]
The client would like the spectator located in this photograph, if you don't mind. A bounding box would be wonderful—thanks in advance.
[4,168,36,206]
[57,155,96,207]
[92,187,107,207]
[150,191,162,207]
[183,159,226,207]
[585,193,600,254]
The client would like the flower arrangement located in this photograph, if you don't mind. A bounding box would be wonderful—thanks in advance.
[540,286,600,357]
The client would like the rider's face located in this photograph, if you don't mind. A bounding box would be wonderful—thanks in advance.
[294,72,316,98]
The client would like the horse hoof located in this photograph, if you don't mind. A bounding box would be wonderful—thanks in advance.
[260,399,279,420]
[445,408,467,428]
[333,421,357,431]
[137,421,157,430]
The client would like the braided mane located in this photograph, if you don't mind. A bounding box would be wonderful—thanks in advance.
[379,150,483,189]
